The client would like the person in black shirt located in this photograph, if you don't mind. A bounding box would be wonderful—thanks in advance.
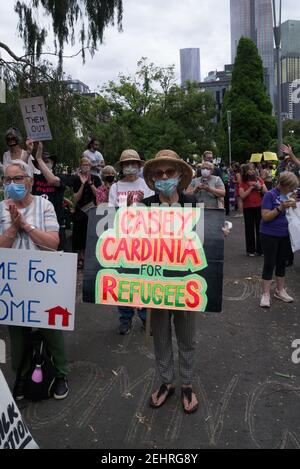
[31,142,67,250]
[141,149,199,414]
[72,157,101,269]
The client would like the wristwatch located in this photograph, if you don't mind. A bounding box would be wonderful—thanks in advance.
[24,225,36,234]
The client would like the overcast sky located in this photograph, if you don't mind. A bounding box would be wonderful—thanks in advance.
[1,0,299,91]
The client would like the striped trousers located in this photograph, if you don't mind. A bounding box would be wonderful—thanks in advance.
[151,309,196,385]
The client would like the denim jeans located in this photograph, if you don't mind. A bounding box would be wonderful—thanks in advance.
[118,306,147,326]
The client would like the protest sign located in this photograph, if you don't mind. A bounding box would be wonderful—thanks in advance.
[96,206,207,311]
[0,370,38,449]
[83,206,224,313]
[19,96,52,141]
[0,249,77,330]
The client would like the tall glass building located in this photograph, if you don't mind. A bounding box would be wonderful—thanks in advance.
[279,20,300,119]
[230,0,274,103]
[180,48,201,86]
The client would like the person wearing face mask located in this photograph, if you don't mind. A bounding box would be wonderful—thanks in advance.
[96,165,117,204]
[31,142,67,251]
[72,157,102,269]
[186,162,225,208]
[141,150,199,414]
[109,150,154,335]
[109,149,154,208]
[202,150,222,178]
[2,127,38,175]
[260,172,298,308]
[0,160,69,401]
[239,164,268,257]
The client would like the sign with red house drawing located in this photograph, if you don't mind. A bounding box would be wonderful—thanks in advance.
[0,249,77,331]
[45,307,72,328]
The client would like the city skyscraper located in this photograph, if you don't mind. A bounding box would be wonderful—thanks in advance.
[279,20,300,119]
[230,0,274,102]
[180,48,201,86]
[281,20,300,61]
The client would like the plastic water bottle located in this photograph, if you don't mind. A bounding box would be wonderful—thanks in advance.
[32,364,43,383]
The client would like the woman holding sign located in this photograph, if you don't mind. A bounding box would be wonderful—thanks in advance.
[141,150,199,414]
[0,160,69,401]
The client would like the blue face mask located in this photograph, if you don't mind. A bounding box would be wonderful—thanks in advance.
[4,183,27,201]
[154,178,179,196]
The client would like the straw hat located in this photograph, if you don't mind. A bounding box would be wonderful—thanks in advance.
[143,150,193,191]
[115,149,144,170]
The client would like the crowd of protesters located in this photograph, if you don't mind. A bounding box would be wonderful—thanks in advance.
[1,126,300,413]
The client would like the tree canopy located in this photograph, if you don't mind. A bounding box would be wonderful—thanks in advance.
[1,0,123,76]
[0,59,218,167]
[220,37,276,162]
[90,59,217,162]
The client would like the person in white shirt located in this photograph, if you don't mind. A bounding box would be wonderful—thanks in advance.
[109,149,154,335]
[0,160,69,401]
[109,149,154,208]
[83,138,105,177]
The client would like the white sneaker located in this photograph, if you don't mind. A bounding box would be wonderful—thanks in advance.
[274,289,294,303]
[260,294,271,308]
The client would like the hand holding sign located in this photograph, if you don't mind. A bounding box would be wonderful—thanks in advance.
[34,141,43,161]
[26,138,34,155]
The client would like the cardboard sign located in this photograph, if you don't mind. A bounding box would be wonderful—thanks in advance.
[19,96,52,141]
[0,370,38,449]
[0,249,77,330]
[250,154,263,163]
[83,206,224,313]
[263,152,278,162]
[96,206,207,311]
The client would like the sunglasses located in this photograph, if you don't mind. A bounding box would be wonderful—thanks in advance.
[152,168,177,179]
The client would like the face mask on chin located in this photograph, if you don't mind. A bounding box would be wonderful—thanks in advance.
[154,178,179,196]
[4,183,27,201]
